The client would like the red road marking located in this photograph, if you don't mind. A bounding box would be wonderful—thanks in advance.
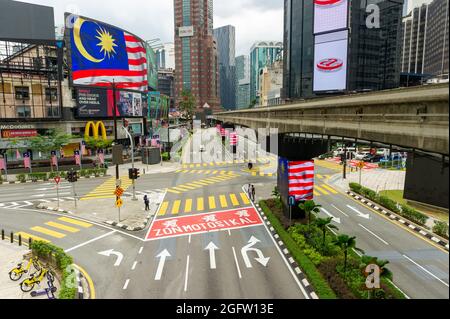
[147,207,263,240]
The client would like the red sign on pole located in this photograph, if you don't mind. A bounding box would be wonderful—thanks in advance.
[146,207,263,240]
[54,176,61,185]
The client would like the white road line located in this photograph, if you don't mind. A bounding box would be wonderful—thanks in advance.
[232,247,242,279]
[403,255,449,287]
[123,279,130,290]
[386,279,411,299]
[331,205,349,217]
[188,235,192,244]
[65,231,116,253]
[228,230,232,236]
[358,224,389,245]
[184,255,190,292]
[131,261,138,271]
[138,247,144,254]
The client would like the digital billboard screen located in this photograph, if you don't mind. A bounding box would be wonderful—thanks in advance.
[313,30,348,92]
[76,87,144,118]
[314,0,348,35]
[65,14,148,92]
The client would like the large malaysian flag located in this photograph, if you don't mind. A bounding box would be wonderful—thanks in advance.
[288,161,315,201]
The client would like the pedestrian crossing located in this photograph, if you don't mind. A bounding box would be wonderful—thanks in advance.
[314,184,339,197]
[175,170,237,176]
[158,192,252,217]
[81,177,134,200]
[181,157,274,169]
[166,173,241,195]
[0,198,76,210]
[16,216,93,244]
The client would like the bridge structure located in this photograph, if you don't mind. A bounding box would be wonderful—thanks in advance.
[212,84,449,210]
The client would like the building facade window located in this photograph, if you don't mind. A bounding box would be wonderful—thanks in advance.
[15,86,30,100]
[16,105,31,118]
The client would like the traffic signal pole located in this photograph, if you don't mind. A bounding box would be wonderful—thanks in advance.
[123,123,137,201]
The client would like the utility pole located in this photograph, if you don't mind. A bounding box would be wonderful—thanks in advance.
[123,125,137,201]
[112,80,119,183]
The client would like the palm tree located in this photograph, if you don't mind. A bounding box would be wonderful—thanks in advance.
[314,217,339,247]
[360,255,392,281]
[299,200,322,226]
[332,235,365,273]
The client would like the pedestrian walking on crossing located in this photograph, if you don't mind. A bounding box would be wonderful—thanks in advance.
[251,185,256,202]
[144,195,150,211]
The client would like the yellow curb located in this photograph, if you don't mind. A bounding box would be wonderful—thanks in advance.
[73,264,96,299]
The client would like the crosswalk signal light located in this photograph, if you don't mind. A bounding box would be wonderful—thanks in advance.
[135,168,140,180]
[129,168,140,180]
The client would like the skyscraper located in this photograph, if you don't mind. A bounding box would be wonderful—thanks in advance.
[156,43,175,70]
[213,25,236,110]
[235,55,251,109]
[283,0,403,100]
[250,41,283,104]
[174,0,221,114]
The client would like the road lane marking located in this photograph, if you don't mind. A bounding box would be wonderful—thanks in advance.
[358,224,389,245]
[167,189,181,194]
[138,247,144,254]
[315,185,329,195]
[16,232,50,243]
[230,194,239,206]
[232,247,242,279]
[31,226,66,239]
[403,255,449,287]
[313,190,321,197]
[123,279,130,290]
[65,231,116,253]
[45,222,80,233]
[58,217,92,228]
[158,202,169,216]
[219,195,228,208]
[172,200,181,215]
[208,196,216,210]
[131,261,138,271]
[240,193,251,205]
[197,198,204,211]
[331,205,349,217]
[184,255,190,292]
[184,199,193,213]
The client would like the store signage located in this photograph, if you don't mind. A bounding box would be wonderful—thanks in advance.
[179,26,194,37]
[0,124,35,130]
[1,129,38,138]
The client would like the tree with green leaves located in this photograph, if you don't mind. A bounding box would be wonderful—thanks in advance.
[299,200,322,226]
[179,89,196,121]
[272,186,281,202]
[28,130,73,171]
[332,235,365,273]
[314,217,339,248]
[84,137,113,167]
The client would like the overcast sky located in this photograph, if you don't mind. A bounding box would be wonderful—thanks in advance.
[21,0,284,56]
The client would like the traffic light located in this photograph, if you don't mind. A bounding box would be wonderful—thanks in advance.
[128,168,140,180]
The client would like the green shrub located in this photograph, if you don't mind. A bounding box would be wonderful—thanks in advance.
[349,183,362,193]
[16,173,27,183]
[48,172,60,179]
[433,221,449,239]
[378,196,400,213]
[400,205,428,226]
[30,241,76,299]
[162,152,170,161]
[361,187,379,202]
[29,172,48,181]
[260,201,336,299]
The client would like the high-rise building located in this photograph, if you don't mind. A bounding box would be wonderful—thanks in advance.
[235,55,251,109]
[250,41,283,103]
[213,25,236,110]
[259,59,283,107]
[283,0,404,101]
[158,69,175,108]
[156,43,175,70]
[400,0,449,83]
[174,0,221,114]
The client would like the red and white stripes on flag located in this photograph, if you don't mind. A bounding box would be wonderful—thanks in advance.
[23,153,31,169]
[98,152,105,165]
[0,158,6,171]
[288,161,315,201]
[230,132,238,146]
[72,33,148,92]
[51,154,58,167]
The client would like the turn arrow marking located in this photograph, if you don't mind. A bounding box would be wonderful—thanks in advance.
[320,208,341,224]
[205,242,219,270]
[98,249,124,267]
[347,205,371,220]
[241,236,270,268]
[155,249,171,281]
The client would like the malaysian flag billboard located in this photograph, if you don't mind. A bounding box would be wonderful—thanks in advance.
[278,157,315,207]
[66,14,148,92]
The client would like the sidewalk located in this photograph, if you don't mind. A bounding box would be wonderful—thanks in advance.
[330,168,406,192]
[107,161,181,177]
[38,191,165,231]
[0,241,49,299]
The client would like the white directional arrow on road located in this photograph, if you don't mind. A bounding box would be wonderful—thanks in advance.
[155,249,171,281]
[321,208,341,224]
[205,242,219,270]
[241,236,270,268]
[347,205,371,220]
[98,249,124,267]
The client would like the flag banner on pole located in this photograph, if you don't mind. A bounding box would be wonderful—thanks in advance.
[98,150,105,164]
[0,158,6,171]
[23,152,31,169]
[16,149,21,160]
[75,150,81,165]
[81,141,86,155]
[288,161,315,201]
[51,151,58,167]
[60,148,65,158]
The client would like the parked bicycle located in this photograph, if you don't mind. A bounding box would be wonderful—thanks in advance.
[20,266,55,292]
[8,257,41,281]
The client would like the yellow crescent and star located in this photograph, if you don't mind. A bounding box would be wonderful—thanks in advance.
[73,17,118,63]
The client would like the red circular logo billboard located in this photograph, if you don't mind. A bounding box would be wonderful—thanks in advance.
[317,58,344,72]
[314,0,342,6]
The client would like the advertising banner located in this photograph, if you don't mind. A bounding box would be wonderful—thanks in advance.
[313,30,348,92]
[145,43,158,91]
[118,91,143,117]
[1,129,38,138]
[314,0,348,35]
[76,87,108,117]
